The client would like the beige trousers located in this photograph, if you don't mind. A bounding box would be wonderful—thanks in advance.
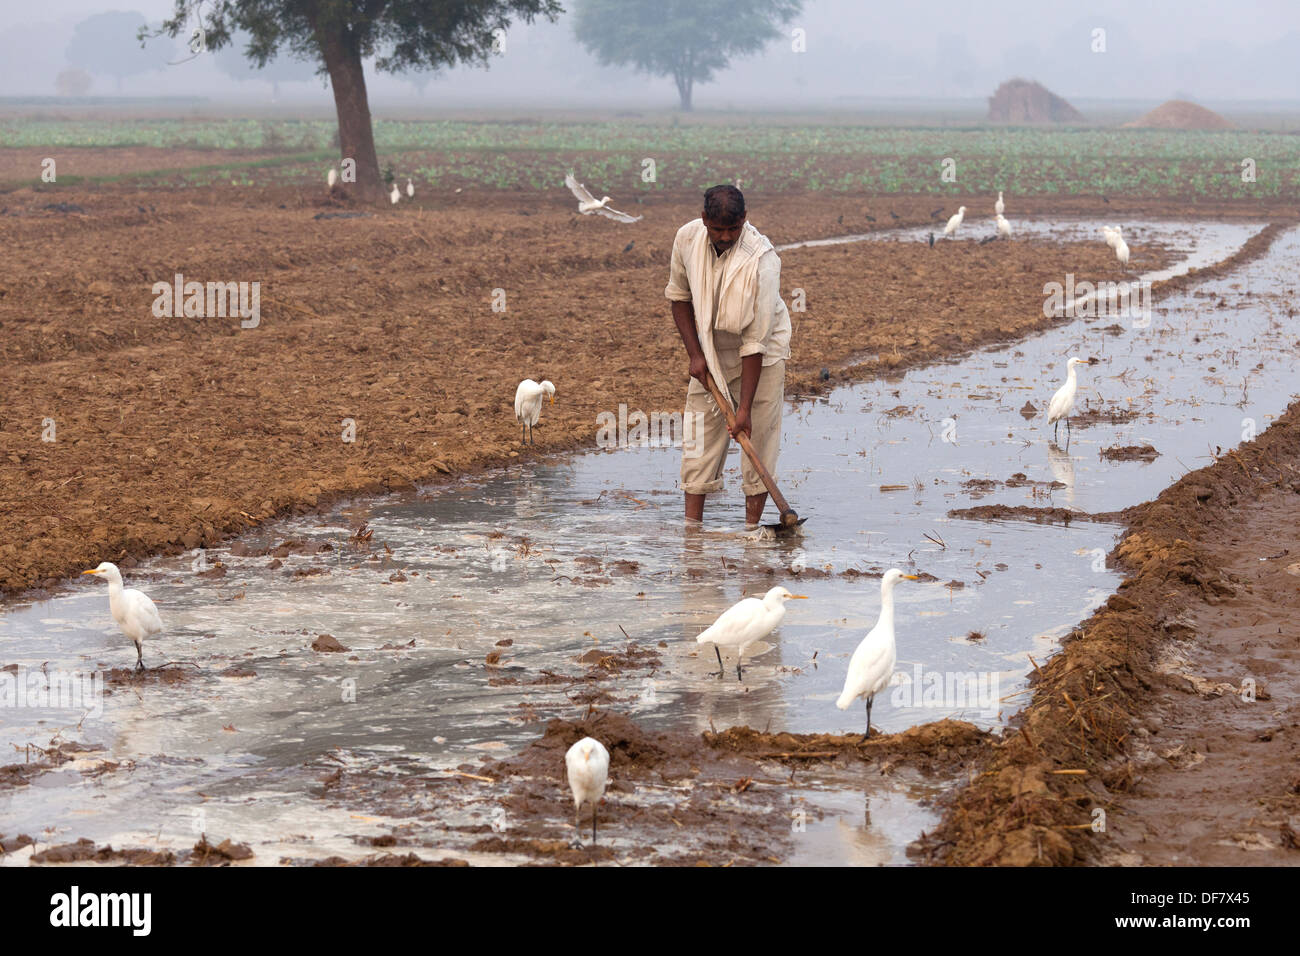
[680,359,785,496]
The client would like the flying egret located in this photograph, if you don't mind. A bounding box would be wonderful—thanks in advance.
[994,190,1005,216]
[565,736,610,845]
[406,177,414,198]
[695,586,807,682]
[564,171,642,223]
[836,568,918,740]
[327,167,337,190]
[514,379,555,445]
[1047,356,1088,447]
[996,213,1011,239]
[82,562,162,673]
[389,183,400,205]
[942,206,966,237]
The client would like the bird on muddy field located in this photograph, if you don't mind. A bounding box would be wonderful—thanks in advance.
[1102,225,1121,249]
[1114,235,1130,270]
[565,736,610,845]
[928,232,935,248]
[929,207,944,220]
[327,167,337,191]
[514,379,555,445]
[389,183,400,205]
[994,190,1005,216]
[996,213,1012,239]
[695,586,807,682]
[943,206,966,237]
[837,568,918,740]
[406,177,414,198]
[564,171,642,223]
[1047,357,1088,448]
[82,562,162,673]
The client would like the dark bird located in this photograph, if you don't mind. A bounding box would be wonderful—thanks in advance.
[889,210,900,220]
[837,214,843,224]
[979,235,997,245]
[1101,195,1110,204]
[623,241,634,252]
[928,232,935,248]
[820,368,831,381]
[929,207,944,219]
[864,214,876,222]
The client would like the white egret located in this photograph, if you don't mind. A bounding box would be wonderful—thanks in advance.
[836,568,918,740]
[1102,225,1120,249]
[996,213,1011,239]
[389,183,400,205]
[514,379,555,445]
[994,190,1005,216]
[1115,236,1130,269]
[1047,356,1088,447]
[327,167,337,190]
[406,177,414,198]
[82,562,162,673]
[695,586,807,682]
[564,171,642,223]
[565,736,610,845]
[942,206,966,237]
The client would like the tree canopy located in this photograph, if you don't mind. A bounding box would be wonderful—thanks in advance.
[147,0,562,200]
[572,0,801,110]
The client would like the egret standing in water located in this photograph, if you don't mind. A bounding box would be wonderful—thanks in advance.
[695,586,807,682]
[996,213,1011,239]
[1047,357,1088,448]
[565,737,609,845]
[837,568,918,740]
[82,562,162,673]
[943,206,966,238]
[514,379,555,445]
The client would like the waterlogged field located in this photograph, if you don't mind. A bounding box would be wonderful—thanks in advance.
[3,117,1298,197]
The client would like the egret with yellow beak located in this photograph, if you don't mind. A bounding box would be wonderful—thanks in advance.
[82,562,162,673]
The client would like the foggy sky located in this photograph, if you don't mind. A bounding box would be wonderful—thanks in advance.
[2,0,1298,107]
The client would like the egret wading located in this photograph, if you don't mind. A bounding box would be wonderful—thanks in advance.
[695,586,806,681]
[1048,357,1088,448]
[836,568,918,740]
[943,206,966,238]
[514,379,555,445]
[565,736,610,844]
[996,213,1011,239]
[82,562,162,673]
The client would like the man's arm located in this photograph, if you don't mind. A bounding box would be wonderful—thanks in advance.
[730,353,763,440]
[672,300,709,384]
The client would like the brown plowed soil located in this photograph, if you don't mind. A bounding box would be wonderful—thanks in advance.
[922,399,1300,866]
[13,180,1276,596]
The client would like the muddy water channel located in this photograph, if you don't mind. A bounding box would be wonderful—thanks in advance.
[2,220,1293,865]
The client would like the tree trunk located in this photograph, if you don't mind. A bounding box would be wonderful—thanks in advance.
[674,64,693,111]
[319,25,382,202]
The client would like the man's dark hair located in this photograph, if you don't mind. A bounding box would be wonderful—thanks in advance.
[703,184,745,225]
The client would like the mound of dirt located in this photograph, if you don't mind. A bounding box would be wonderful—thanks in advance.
[988,79,1084,124]
[1123,100,1233,130]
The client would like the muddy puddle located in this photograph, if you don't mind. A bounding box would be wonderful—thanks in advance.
[2,220,1294,865]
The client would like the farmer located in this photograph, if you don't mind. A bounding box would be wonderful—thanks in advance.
[665,184,791,528]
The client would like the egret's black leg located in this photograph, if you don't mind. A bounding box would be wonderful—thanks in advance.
[712,645,725,679]
[135,643,145,674]
[860,695,874,742]
[1064,417,1071,452]
[736,660,744,682]
[1053,420,1059,442]
[592,804,598,845]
